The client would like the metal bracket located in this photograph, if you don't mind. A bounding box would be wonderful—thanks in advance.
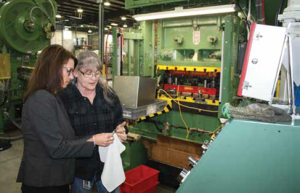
[243,81,251,90]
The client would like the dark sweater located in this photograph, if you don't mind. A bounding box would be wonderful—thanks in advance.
[58,83,126,181]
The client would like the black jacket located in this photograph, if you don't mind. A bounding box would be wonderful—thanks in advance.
[17,90,94,187]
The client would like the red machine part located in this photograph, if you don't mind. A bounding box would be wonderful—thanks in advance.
[164,84,218,95]
[165,71,219,77]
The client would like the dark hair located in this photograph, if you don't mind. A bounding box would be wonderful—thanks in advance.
[23,44,77,102]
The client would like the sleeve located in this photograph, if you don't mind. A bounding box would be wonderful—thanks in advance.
[113,95,128,134]
[28,92,94,159]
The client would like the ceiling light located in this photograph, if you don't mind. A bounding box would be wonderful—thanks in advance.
[56,14,62,19]
[88,29,92,33]
[104,1,110,6]
[80,25,84,27]
[111,23,118,26]
[104,27,109,30]
[133,4,236,21]
[77,8,83,13]
[123,24,128,28]
[121,17,127,21]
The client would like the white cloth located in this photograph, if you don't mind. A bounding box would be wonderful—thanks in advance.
[98,133,126,192]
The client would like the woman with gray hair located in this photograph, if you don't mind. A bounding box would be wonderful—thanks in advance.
[58,51,127,193]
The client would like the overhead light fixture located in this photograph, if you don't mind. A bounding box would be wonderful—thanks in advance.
[104,1,110,6]
[77,8,83,13]
[80,25,84,27]
[121,16,127,21]
[123,24,128,28]
[133,4,236,21]
[111,23,118,26]
[56,14,62,19]
[88,29,92,33]
[104,27,109,31]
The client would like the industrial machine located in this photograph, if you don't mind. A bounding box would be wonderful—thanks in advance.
[109,0,297,190]
[110,0,257,186]
[0,0,57,134]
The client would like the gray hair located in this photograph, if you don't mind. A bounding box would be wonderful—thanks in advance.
[76,51,115,105]
[76,51,102,71]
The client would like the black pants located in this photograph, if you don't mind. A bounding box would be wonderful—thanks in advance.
[21,183,69,193]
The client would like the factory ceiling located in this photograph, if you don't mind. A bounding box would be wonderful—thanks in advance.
[55,0,136,28]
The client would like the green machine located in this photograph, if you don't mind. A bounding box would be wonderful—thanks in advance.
[0,0,57,134]
[177,119,300,193]
[112,0,256,174]
[111,0,292,190]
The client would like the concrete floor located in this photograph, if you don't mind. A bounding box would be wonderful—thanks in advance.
[0,131,176,193]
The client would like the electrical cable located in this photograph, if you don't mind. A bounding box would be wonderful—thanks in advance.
[158,89,219,113]
[176,85,190,139]
[212,123,224,134]
[143,120,163,132]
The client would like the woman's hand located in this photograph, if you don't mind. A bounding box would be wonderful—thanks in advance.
[93,133,114,147]
[115,121,127,142]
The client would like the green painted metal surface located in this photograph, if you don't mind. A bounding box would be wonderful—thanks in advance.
[125,0,233,9]
[0,0,57,54]
[129,111,221,142]
[264,0,285,26]
[218,15,241,116]
[177,119,300,193]
[0,0,56,133]
[114,12,243,143]
[121,140,148,171]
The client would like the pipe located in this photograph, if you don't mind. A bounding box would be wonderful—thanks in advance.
[105,29,110,81]
[98,0,104,60]
[255,0,265,24]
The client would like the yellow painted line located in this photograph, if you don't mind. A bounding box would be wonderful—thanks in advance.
[276,80,280,98]
[164,108,170,113]
[149,114,155,117]
[21,66,35,70]
[158,95,219,106]
[157,65,220,72]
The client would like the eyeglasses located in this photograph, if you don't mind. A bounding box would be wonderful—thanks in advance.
[63,67,74,76]
[78,69,101,78]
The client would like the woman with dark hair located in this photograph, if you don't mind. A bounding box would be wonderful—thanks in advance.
[17,45,114,193]
[58,51,127,193]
